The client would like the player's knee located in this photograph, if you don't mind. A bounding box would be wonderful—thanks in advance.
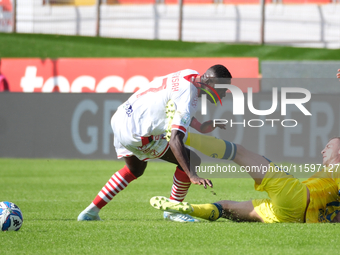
[125,159,147,178]
[128,163,146,178]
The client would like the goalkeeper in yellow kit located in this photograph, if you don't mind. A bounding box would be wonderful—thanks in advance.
[151,134,340,223]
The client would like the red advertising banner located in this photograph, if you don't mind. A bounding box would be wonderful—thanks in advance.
[0,0,12,11]
[0,58,259,93]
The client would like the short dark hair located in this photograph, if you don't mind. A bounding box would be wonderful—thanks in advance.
[207,64,232,79]
[202,64,232,85]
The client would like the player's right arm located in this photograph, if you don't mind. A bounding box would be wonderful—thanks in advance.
[337,69,340,80]
[169,129,212,189]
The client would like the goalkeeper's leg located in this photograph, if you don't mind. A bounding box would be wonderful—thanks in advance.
[185,133,270,185]
[185,133,236,160]
[150,196,263,222]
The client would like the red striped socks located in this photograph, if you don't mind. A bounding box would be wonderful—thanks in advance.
[93,166,137,209]
[169,167,191,202]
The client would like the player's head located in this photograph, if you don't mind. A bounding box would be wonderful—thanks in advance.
[321,137,340,166]
[200,64,232,103]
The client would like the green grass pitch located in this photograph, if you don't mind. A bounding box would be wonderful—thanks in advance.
[0,158,339,254]
[1,33,340,60]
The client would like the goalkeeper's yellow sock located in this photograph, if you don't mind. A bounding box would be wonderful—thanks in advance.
[189,203,223,221]
[185,133,237,160]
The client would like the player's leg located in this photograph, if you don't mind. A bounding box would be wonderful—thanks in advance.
[160,146,201,201]
[194,174,309,223]
[186,133,269,185]
[215,200,263,222]
[150,196,263,222]
[77,156,145,221]
[159,148,201,222]
[233,144,270,185]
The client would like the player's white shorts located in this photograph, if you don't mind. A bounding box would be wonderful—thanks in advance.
[111,108,170,162]
[113,134,170,161]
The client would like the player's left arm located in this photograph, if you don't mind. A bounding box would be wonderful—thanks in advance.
[337,69,340,80]
[190,117,226,133]
[169,129,213,188]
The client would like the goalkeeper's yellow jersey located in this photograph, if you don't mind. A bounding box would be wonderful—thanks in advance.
[302,167,340,223]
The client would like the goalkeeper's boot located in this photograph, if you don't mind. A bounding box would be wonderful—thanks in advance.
[77,210,101,221]
[150,196,199,222]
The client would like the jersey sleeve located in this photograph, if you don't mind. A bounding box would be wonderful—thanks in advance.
[170,81,198,135]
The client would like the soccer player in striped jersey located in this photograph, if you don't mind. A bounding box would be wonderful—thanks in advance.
[151,135,340,223]
[77,65,232,222]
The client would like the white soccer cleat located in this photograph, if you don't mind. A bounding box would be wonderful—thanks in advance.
[163,211,200,222]
[77,210,101,221]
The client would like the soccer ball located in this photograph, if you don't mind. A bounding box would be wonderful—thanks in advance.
[0,201,23,231]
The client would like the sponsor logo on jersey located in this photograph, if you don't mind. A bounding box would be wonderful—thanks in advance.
[181,113,191,125]
[123,103,133,117]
